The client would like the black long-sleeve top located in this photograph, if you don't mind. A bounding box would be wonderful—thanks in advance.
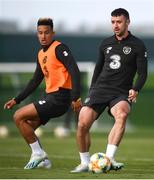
[90,32,147,98]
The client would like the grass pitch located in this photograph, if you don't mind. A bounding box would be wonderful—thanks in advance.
[0,129,154,179]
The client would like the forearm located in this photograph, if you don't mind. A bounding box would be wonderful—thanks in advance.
[133,58,148,91]
[133,73,147,92]
[133,42,148,91]
[14,79,41,103]
[90,45,104,87]
[15,62,44,103]
[55,43,80,101]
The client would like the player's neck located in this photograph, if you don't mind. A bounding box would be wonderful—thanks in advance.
[116,31,129,41]
[42,40,55,52]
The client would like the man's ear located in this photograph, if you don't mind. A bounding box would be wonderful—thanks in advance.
[126,19,130,25]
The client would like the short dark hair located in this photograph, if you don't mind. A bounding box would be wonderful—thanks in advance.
[111,8,130,20]
[37,18,53,29]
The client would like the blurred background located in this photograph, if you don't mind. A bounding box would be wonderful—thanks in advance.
[0,0,154,138]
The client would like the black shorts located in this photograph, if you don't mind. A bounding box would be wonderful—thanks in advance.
[83,94,131,119]
[33,88,71,125]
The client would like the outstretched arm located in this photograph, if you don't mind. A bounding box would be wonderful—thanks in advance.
[90,44,105,87]
[133,44,148,92]
[55,43,81,101]
[55,43,81,112]
[128,43,147,103]
[4,61,44,109]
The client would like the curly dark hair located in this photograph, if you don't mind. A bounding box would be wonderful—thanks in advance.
[37,18,53,29]
[111,8,130,20]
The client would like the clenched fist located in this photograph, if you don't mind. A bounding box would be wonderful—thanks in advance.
[71,98,82,113]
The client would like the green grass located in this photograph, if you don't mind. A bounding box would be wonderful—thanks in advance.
[0,130,154,179]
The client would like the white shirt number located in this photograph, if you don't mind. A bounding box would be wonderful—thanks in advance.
[109,54,121,69]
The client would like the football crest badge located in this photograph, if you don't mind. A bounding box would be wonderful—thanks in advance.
[123,46,131,55]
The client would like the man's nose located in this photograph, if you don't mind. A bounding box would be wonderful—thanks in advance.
[41,33,45,38]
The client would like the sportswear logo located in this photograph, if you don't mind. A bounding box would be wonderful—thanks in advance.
[84,97,90,103]
[42,56,47,63]
[106,47,112,54]
[123,46,131,55]
[144,51,147,58]
[38,100,46,105]
[63,51,68,56]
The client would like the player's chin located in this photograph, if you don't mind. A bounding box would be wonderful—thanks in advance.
[114,31,120,36]
[40,40,49,46]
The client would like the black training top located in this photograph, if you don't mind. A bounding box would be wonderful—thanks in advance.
[15,41,80,104]
[90,32,147,99]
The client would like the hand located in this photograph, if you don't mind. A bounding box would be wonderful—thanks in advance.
[128,89,138,103]
[71,98,82,113]
[4,98,17,109]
